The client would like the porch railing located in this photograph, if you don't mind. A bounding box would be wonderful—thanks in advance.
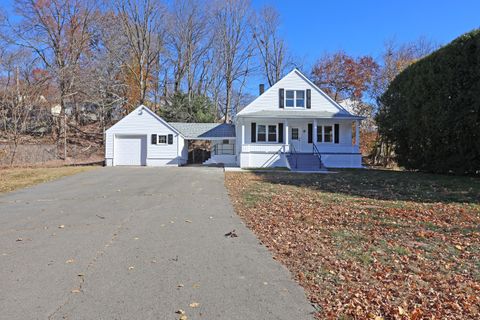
[312,143,323,169]
[289,143,298,168]
[241,144,289,153]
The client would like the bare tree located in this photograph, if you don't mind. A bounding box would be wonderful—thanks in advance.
[370,37,438,105]
[213,0,253,123]
[115,0,164,108]
[0,49,48,164]
[251,6,291,87]
[6,0,95,159]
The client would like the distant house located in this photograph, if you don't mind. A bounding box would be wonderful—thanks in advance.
[105,69,363,170]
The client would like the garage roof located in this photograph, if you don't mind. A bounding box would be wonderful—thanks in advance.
[169,122,236,139]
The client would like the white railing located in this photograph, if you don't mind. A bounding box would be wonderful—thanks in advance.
[242,144,289,153]
[241,143,359,154]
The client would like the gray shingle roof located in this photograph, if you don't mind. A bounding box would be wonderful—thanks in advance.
[169,122,236,139]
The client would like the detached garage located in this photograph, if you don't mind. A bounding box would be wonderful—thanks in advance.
[105,105,187,166]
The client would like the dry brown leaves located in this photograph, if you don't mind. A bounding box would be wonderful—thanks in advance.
[225,171,480,319]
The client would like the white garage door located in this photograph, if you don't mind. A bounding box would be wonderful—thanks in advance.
[114,135,147,166]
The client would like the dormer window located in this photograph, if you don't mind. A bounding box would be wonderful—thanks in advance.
[296,90,305,107]
[286,90,295,107]
[285,90,305,108]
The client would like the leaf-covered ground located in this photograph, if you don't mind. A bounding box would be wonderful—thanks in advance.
[225,170,480,319]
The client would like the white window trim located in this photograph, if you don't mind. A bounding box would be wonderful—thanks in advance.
[157,134,167,144]
[316,125,334,144]
[285,90,305,108]
[256,124,278,143]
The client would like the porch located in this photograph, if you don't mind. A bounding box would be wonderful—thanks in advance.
[237,117,362,169]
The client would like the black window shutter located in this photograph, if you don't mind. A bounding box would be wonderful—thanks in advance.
[334,124,340,144]
[306,89,311,109]
[279,89,284,108]
[151,134,157,144]
[308,123,313,143]
[167,134,173,144]
[278,123,284,143]
[251,123,256,143]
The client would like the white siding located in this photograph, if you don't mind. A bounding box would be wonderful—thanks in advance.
[105,106,183,166]
[238,69,347,115]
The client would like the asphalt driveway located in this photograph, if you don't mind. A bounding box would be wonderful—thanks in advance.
[0,167,314,319]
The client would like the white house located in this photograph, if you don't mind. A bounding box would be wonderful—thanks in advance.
[235,69,363,170]
[105,69,363,170]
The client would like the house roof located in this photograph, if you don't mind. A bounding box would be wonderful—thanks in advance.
[236,110,364,120]
[169,122,236,139]
[237,68,359,119]
[106,105,183,136]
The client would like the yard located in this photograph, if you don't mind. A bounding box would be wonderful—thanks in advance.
[0,166,97,194]
[225,170,480,319]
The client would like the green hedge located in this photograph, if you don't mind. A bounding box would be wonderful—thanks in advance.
[377,30,480,175]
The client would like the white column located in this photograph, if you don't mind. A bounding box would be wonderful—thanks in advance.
[241,123,245,145]
[355,120,360,147]
[313,119,317,146]
[284,119,289,146]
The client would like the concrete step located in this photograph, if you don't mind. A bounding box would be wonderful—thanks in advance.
[286,153,326,172]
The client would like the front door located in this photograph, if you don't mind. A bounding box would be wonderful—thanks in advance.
[290,127,301,152]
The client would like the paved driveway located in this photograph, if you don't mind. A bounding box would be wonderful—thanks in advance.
[0,167,314,319]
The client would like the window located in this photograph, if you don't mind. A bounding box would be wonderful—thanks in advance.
[157,135,167,144]
[316,126,322,142]
[316,126,334,143]
[296,90,305,107]
[268,125,277,142]
[222,139,230,144]
[256,124,277,142]
[285,90,295,107]
[291,128,299,140]
[257,125,266,142]
[324,126,333,142]
[285,90,305,108]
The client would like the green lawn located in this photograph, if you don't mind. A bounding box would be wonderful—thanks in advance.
[226,170,480,319]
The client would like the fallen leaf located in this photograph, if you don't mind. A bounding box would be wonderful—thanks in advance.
[71,289,81,293]
[78,273,85,277]
[224,230,238,238]
[192,283,200,289]
[58,225,65,229]
[128,266,134,270]
[177,284,184,288]
[175,309,185,315]
[134,237,139,240]
[16,238,23,242]
[455,245,463,250]
[179,315,187,320]
[189,302,200,308]
[65,259,75,264]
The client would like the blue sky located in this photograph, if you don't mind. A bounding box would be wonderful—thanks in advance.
[1,0,479,95]
[245,0,480,93]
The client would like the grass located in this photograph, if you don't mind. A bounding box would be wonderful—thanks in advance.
[0,166,98,194]
[225,169,480,319]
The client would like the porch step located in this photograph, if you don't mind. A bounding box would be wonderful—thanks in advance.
[286,153,327,172]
